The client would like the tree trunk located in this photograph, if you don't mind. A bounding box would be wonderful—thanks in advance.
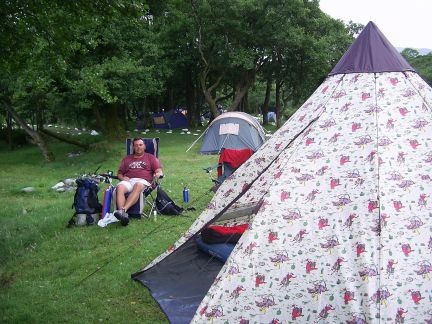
[39,128,89,150]
[203,90,218,119]
[6,111,13,150]
[102,103,125,140]
[261,78,272,125]
[242,91,249,113]
[167,87,174,111]
[275,80,283,128]
[230,69,255,111]
[185,69,197,127]
[199,70,221,120]
[2,99,55,162]
[93,104,125,140]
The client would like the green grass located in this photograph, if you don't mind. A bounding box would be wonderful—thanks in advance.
[0,127,219,323]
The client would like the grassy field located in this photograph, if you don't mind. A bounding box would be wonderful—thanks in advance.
[0,127,221,323]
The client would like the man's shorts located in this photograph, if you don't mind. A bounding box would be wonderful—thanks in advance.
[117,178,151,192]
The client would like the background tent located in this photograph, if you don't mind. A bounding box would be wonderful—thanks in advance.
[267,111,276,122]
[133,22,432,323]
[152,109,188,129]
[199,111,265,154]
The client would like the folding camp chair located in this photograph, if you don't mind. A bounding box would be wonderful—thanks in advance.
[123,179,161,219]
[112,137,162,219]
[206,148,254,191]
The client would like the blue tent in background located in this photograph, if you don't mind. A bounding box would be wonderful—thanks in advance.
[267,111,276,122]
[152,110,189,129]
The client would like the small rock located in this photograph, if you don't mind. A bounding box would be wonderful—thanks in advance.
[64,178,76,186]
[52,182,65,190]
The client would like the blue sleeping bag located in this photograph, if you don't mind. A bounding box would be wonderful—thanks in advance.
[195,236,235,263]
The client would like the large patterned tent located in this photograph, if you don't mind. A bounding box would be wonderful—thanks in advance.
[133,22,432,323]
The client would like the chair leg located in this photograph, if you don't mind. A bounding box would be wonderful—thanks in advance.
[142,193,157,219]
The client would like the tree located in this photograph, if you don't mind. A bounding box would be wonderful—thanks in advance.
[404,51,432,86]
[57,1,164,138]
[158,0,352,125]
[148,2,204,125]
[0,0,64,160]
[401,48,420,61]
[1,0,355,161]
[0,0,163,160]
[254,1,354,126]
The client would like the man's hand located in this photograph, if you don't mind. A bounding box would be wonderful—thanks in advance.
[154,170,163,179]
[118,173,130,181]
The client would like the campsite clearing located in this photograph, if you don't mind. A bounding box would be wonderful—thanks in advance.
[0,130,219,323]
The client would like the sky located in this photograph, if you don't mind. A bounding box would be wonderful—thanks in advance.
[319,0,432,50]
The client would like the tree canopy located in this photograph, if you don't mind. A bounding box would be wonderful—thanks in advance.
[401,49,432,85]
[0,0,370,160]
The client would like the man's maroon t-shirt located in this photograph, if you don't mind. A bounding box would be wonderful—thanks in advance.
[118,153,161,183]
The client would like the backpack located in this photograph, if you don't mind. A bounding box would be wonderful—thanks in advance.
[155,187,184,215]
[68,177,102,227]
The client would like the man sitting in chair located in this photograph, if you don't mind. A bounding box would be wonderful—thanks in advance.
[114,137,163,225]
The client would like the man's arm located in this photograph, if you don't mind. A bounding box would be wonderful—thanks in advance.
[117,157,129,181]
[152,156,163,179]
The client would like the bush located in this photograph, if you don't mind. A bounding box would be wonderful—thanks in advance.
[0,128,30,149]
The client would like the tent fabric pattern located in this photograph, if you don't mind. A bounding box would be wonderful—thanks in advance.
[133,22,432,323]
[190,71,432,323]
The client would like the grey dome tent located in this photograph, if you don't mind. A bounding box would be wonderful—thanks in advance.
[199,112,265,154]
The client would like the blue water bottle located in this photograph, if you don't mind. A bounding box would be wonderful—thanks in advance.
[183,187,189,203]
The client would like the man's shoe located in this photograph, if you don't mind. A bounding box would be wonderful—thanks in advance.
[114,209,129,226]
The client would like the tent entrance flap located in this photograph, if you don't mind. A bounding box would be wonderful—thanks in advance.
[132,239,223,324]
[217,201,261,222]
